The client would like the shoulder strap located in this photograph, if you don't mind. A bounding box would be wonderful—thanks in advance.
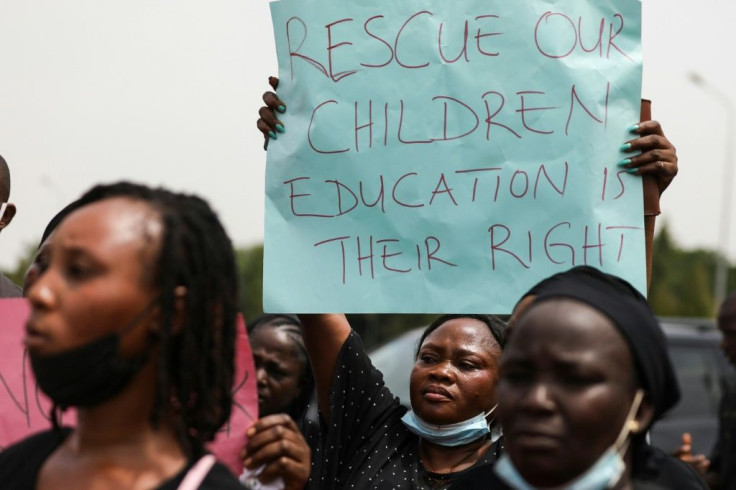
[177,454,217,490]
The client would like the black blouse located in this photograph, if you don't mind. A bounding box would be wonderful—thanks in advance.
[311,331,502,490]
[0,428,243,489]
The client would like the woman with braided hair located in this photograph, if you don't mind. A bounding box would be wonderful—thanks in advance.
[0,182,243,489]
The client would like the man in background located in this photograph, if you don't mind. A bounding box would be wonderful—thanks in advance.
[679,293,736,488]
[0,154,21,297]
[708,294,736,488]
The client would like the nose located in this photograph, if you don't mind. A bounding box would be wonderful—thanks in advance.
[24,266,56,309]
[519,381,555,413]
[256,367,269,388]
[428,360,455,382]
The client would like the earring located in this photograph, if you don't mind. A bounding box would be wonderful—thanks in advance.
[628,420,640,433]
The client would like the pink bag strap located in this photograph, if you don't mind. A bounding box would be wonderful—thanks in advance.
[177,454,217,490]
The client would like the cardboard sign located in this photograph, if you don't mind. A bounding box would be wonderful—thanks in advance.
[0,299,257,476]
[264,0,644,313]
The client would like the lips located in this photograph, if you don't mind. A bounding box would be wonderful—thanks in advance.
[24,321,50,352]
[422,385,453,401]
[509,427,563,451]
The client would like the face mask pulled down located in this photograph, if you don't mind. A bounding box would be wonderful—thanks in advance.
[494,389,646,490]
[401,405,498,447]
[30,303,156,409]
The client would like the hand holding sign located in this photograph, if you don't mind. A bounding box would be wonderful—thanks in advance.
[264,0,649,313]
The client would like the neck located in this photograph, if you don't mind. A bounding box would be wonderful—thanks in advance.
[419,437,491,474]
[72,361,182,459]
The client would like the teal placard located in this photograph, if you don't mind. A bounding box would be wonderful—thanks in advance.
[264,0,643,313]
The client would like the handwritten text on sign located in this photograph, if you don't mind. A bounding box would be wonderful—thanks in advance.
[265,0,644,313]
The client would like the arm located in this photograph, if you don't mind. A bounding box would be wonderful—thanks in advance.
[297,314,351,421]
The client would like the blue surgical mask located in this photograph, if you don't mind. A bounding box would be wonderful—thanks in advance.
[401,405,497,447]
[495,389,645,490]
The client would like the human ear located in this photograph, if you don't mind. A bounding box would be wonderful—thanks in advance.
[630,393,655,434]
[0,203,16,230]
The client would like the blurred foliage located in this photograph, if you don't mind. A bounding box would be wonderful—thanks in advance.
[237,244,264,323]
[5,222,730,347]
[648,223,723,317]
[3,242,37,289]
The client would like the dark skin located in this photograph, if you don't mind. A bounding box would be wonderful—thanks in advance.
[0,168,17,234]
[675,294,736,485]
[0,201,16,233]
[251,326,306,417]
[29,214,313,490]
[299,314,502,475]
[499,299,654,488]
[25,198,189,490]
[24,238,51,291]
[412,319,501,473]
[242,414,311,490]
[410,319,500,425]
[243,324,312,489]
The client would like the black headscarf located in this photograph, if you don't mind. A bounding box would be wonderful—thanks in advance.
[520,266,680,421]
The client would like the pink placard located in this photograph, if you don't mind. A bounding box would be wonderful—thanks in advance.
[209,314,259,474]
[0,299,257,475]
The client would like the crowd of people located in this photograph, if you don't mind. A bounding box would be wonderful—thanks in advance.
[0,31,732,490]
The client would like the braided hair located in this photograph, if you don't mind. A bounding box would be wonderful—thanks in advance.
[56,181,239,457]
[247,313,314,421]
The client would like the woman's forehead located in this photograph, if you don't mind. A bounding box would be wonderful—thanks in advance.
[56,197,162,247]
[422,318,498,351]
[509,299,630,360]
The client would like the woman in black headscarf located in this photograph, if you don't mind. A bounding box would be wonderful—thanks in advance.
[452,266,707,489]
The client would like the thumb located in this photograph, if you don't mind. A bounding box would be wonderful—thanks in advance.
[682,432,692,446]
[680,432,692,455]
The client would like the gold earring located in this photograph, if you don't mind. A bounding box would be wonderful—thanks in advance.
[628,420,640,433]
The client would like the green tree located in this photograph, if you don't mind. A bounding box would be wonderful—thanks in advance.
[649,223,718,316]
[236,243,264,322]
[1,242,38,290]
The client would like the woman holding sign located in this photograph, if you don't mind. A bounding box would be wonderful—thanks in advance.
[0,182,244,489]
[286,313,506,489]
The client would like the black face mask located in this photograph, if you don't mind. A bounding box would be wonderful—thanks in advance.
[30,304,155,409]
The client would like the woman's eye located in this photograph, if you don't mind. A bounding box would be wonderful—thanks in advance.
[66,262,94,279]
[561,373,598,387]
[35,256,50,273]
[502,369,532,384]
[419,354,436,364]
[458,361,478,370]
[268,367,287,380]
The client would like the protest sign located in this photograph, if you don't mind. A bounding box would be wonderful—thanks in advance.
[0,299,257,475]
[0,299,73,450]
[265,0,644,313]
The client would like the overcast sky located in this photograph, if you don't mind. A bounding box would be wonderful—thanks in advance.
[0,0,733,274]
